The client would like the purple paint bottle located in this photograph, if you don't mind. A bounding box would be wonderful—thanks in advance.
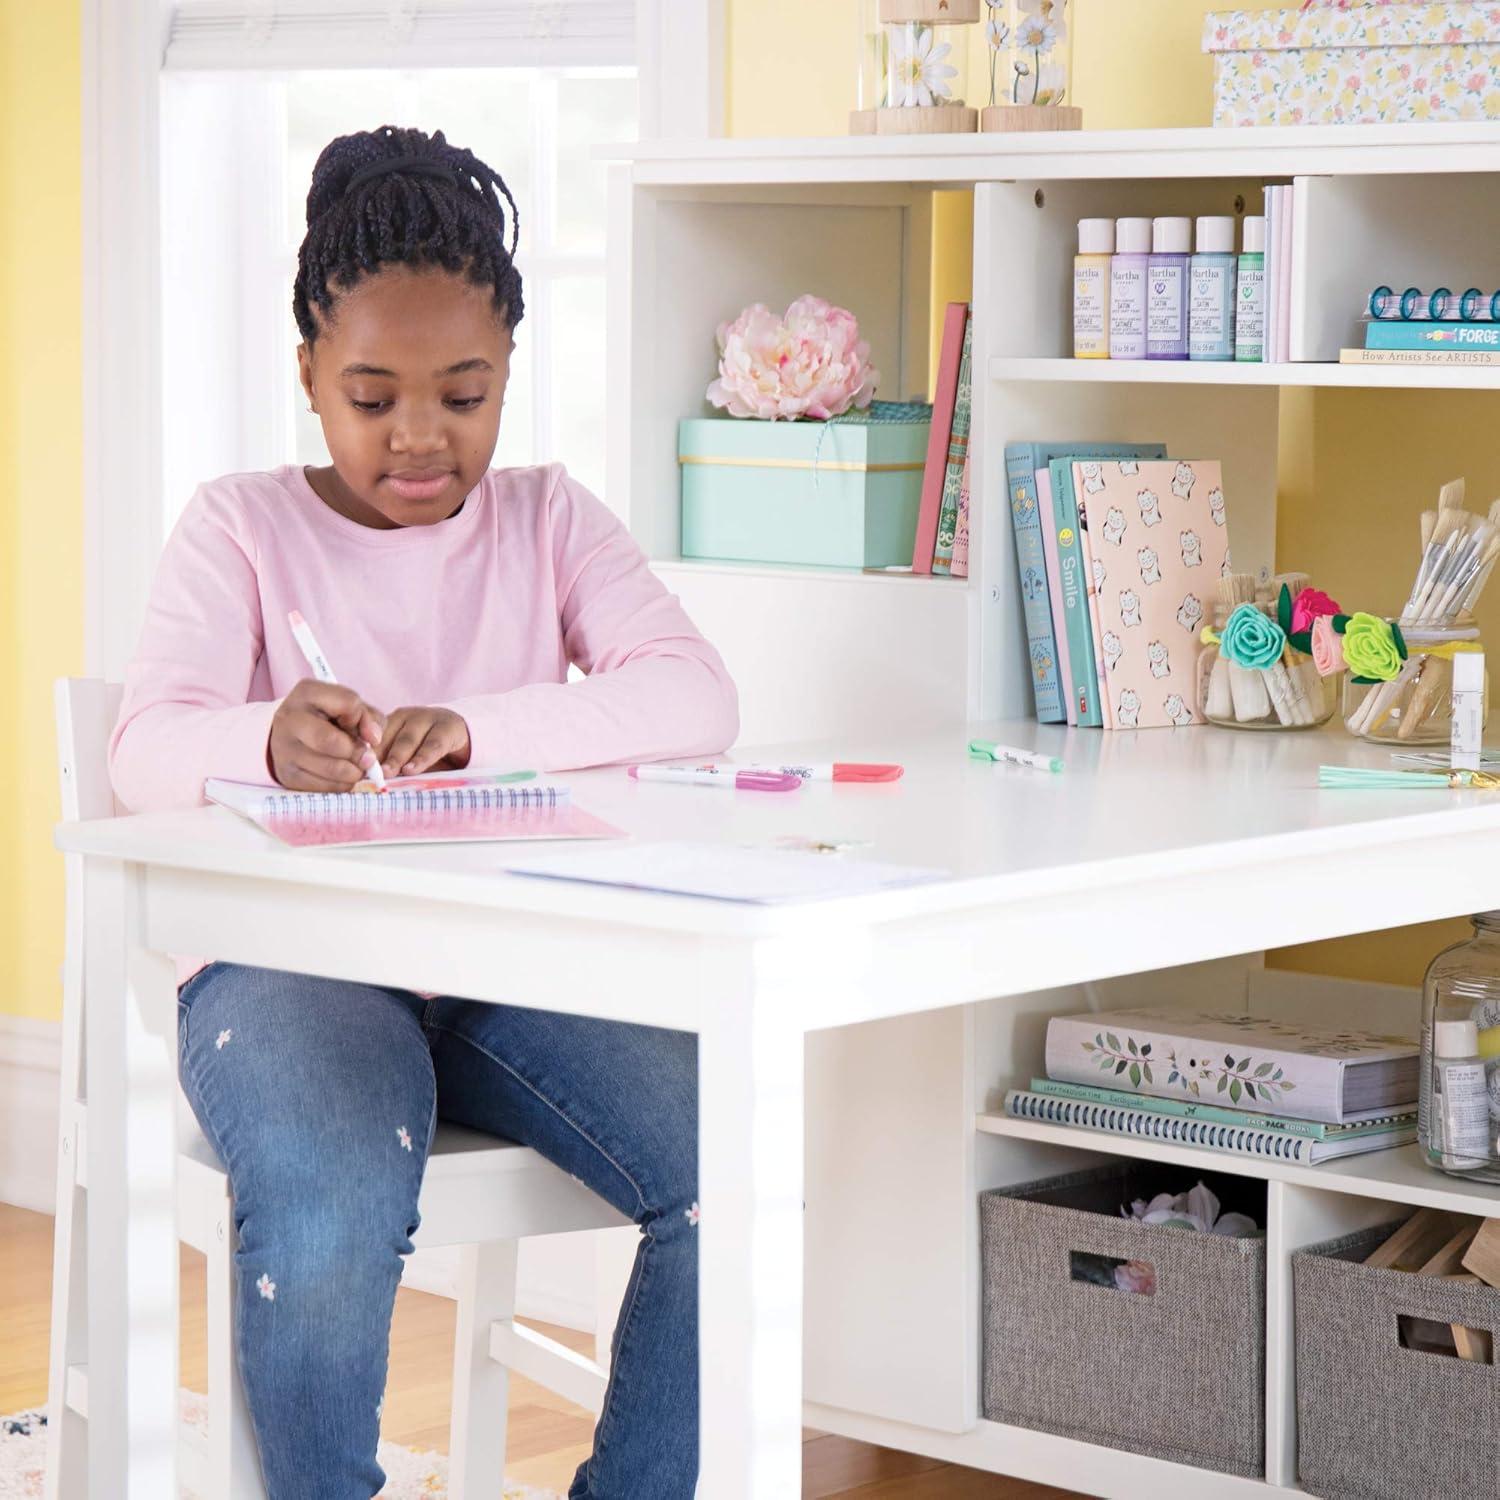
[1109,217,1152,361]
[1146,216,1191,361]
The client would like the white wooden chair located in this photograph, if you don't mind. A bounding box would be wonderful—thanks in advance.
[47,677,623,1499]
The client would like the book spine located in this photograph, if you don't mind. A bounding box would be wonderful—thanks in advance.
[1050,461,1104,728]
[1036,470,1075,725]
[1366,321,1500,351]
[949,451,970,579]
[1004,443,1065,722]
[1341,346,1500,367]
[931,318,974,577]
[1075,477,1113,729]
[912,303,969,574]
[1277,187,1294,364]
[1028,1076,1333,1139]
[1044,1014,1347,1123]
[1004,1090,1316,1163]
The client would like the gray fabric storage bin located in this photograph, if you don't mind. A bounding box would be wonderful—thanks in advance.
[1295,1223,1500,1500]
[980,1162,1267,1477]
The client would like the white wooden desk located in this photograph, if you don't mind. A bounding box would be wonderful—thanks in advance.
[55,723,1500,1498]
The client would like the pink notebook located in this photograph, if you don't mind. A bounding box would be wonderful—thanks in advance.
[1071,459,1230,729]
[206,771,622,849]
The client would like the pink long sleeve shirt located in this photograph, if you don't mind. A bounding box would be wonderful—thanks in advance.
[110,463,738,812]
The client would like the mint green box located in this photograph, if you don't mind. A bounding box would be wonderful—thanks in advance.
[678,415,929,570]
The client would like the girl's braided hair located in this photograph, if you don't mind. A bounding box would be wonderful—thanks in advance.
[293,125,524,342]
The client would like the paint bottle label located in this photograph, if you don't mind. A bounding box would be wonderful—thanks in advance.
[1073,259,1109,357]
[1438,1060,1491,1166]
[1109,262,1146,360]
[1146,264,1186,355]
[1235,263,1265,362]
[1189,260,1234,360]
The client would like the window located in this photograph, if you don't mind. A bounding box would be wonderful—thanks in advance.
[160,63,636,530]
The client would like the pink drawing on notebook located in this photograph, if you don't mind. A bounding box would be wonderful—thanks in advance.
[1072,459,1230,730]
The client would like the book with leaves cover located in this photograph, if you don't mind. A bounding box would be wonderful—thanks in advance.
[1044,1007,1419,1125]
[931,316,974,576]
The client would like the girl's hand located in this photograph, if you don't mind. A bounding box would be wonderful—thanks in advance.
[379,706,473,779]
[270,679,386,791]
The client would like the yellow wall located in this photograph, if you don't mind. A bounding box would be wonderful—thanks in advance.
[0,1,83,1021]
[725,0,1470,986]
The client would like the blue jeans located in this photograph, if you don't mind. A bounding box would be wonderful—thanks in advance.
[176,962,699,1499]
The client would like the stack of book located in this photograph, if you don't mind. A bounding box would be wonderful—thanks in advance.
[1341,317,1500,369]
[1006,440,1228,728]
[1004,1007,1420,1165]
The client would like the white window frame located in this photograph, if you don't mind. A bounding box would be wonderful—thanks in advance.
[83,0,723,680]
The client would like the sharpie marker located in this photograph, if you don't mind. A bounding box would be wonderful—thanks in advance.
[627,765,802,793]
[751,762,903,784]
[968,738,1064,774]
[288,609,387,790]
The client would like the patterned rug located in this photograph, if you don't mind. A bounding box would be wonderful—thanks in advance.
[0,1392,562,1499]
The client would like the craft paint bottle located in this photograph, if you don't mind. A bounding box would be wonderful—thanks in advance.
[1109,217,1152,361]
[1073,218,1114,359]
[1234,215,1266,362]
[1189,215,1237,362]
[1146,217,1191,361]
[1432,1019,1492,1172]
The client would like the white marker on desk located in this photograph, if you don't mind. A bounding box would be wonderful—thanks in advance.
[288,610,387,790]
[628,765,801,793]
[968,738,1064,773]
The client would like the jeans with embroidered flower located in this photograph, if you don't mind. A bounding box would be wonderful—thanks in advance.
[176,962,699,1500]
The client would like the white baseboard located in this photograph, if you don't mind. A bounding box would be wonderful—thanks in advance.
[0,1016,61,1214]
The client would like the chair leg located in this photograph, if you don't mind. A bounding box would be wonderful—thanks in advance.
[205,1202,266,1499]
[44,1108,89,1500]
[447,1239,519,1500]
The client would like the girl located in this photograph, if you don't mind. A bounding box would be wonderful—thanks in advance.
[109,125,737,1499]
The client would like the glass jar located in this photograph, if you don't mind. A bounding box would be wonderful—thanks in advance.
[1420,913,1500,1183]
[1342,614,1487,744]
[1196,611,1337,730]
[851,0,885,133]
[877,0,978,134]
[983,0,1080,130]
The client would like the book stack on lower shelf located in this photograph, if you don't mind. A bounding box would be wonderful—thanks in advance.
[1004,1006,1420,1166]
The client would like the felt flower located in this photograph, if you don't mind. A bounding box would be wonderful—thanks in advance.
[1218,603,1287,671]
[1113,1259,1157,1296]
[1290,587,1342,635]
[1342,612,1404,681]
[1311,614,1346,676]
[706,297,879,422]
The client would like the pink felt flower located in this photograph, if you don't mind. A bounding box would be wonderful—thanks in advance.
[1311,614,1346,676]
[1290,587,1342,635]
[706,296,880,421]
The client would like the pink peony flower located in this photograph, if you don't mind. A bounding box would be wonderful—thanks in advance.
[706,296,880,421]
[1311,614,1346,676]
[1290,586,1342,635]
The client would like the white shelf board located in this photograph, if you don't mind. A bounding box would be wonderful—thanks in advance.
[613,122,1500,188]
[976,1112,1500,1219]
[652,557,972,590]
[988,356,1500,391]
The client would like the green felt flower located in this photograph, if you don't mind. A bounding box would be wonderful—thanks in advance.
[1341,612,1404,682]
[1219,603,1286,671]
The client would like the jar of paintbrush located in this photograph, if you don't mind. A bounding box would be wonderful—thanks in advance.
[1197,572,1339,730]
[1341,480,1495,744]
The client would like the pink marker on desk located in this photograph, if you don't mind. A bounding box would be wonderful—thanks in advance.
[752,762,903,783]
[627,765,801,792]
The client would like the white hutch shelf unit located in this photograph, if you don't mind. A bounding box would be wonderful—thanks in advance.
[605,124,1500,1497]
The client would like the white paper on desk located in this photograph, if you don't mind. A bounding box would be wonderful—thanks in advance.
[505,840,948,904]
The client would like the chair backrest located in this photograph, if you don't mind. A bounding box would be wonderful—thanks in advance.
[56,678,124,823]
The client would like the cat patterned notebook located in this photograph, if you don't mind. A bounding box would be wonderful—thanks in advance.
[1070,459,1230,729]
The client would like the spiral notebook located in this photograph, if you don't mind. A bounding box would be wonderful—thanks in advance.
[1003,1090,1416,1164]
[206,771,623,850]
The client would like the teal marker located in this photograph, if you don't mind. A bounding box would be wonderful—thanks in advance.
[968,738,1064,773]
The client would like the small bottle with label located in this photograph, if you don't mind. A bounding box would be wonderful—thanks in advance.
[1431,1019,1492,1174]
[1146,217,1191,361]
[1189,216,1237,362]
[1109,217,1152,361]
[1073,218,1114,359]
[1234,215,1266,363]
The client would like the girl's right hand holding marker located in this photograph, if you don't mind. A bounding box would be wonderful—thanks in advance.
[270,679,387,791]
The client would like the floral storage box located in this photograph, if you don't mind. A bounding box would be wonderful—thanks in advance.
[678,411,929,570]
[1204,4,1500,126]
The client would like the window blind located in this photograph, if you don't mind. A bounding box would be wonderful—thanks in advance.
[164,0,635,70]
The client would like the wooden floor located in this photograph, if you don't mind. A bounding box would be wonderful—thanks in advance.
[0,1203,1077,1497]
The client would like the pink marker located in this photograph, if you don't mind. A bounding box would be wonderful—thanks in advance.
[627,765,801,792]
[751,762,903,783]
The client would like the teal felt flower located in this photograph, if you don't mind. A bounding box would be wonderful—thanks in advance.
[1218,604,1286,671]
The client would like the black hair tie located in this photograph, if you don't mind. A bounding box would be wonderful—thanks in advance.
[345,155,455,196]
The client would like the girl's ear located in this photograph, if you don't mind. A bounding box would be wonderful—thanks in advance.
[296,341,317,413]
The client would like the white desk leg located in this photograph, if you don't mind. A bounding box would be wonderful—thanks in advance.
[697,941,806,1497]
[85,858,180,1498]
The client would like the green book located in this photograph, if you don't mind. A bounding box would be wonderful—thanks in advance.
[1027,1077,1416,1141]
